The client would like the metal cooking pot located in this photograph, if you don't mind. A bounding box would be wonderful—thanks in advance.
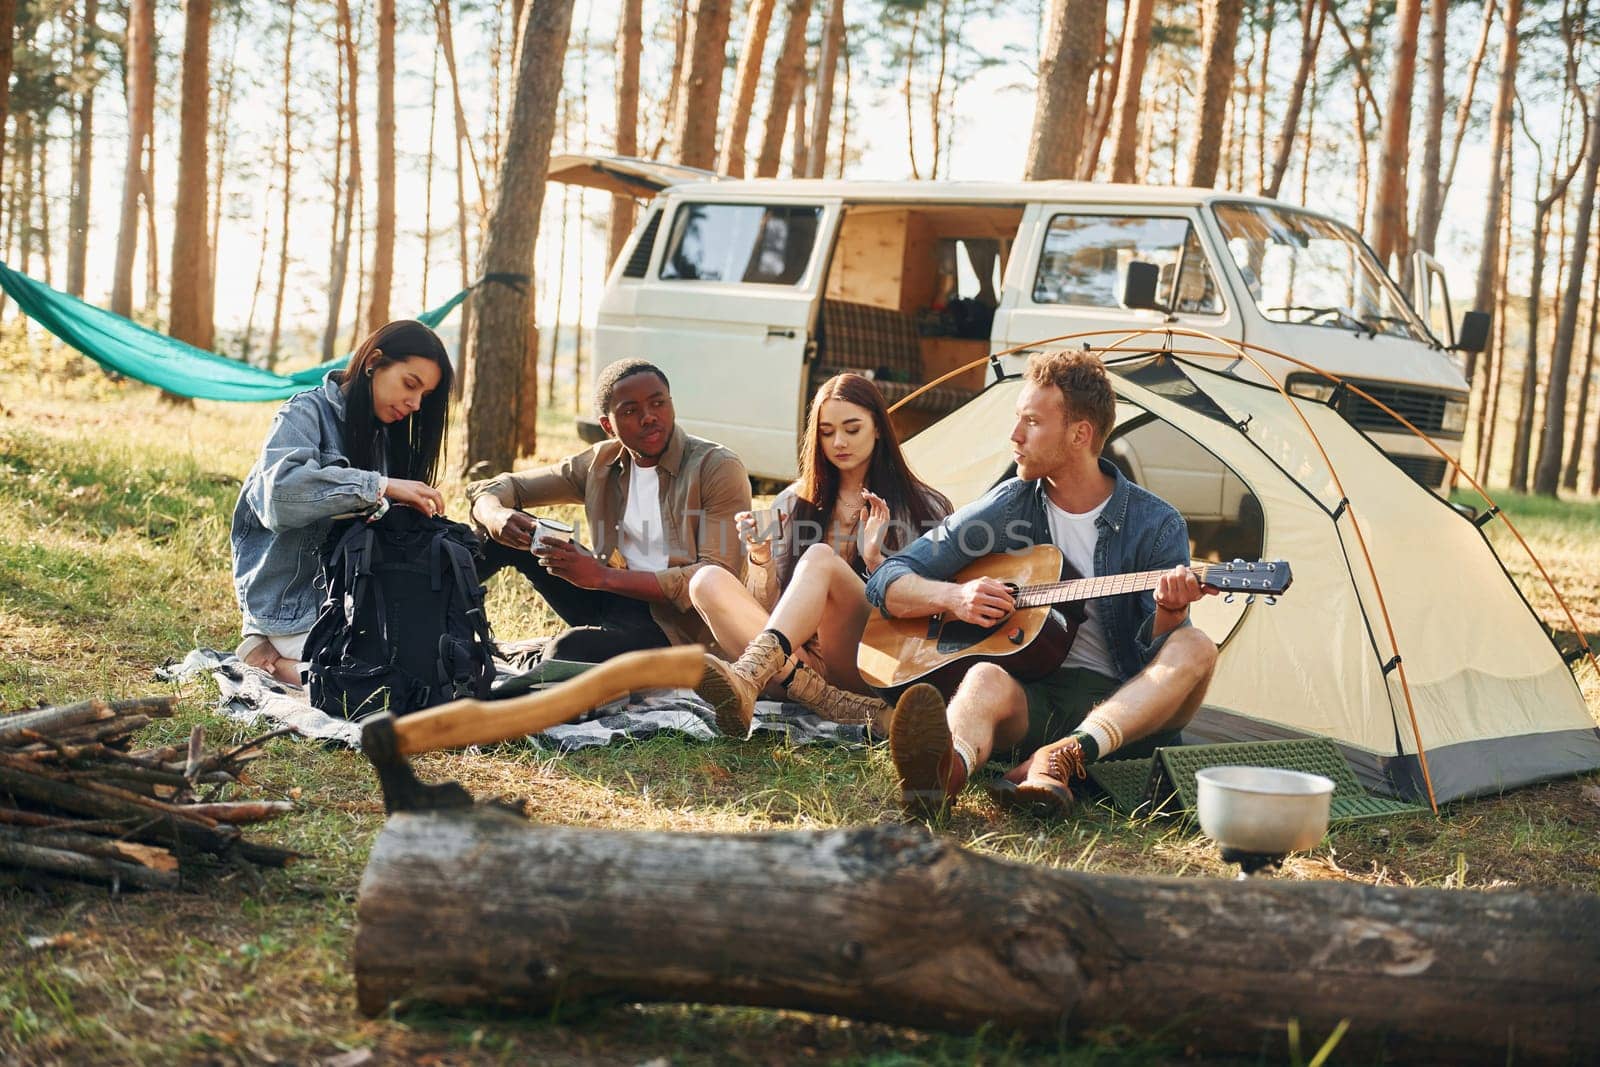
[1194,766,1335,855]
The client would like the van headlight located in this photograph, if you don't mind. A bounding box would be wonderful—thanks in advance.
[1287,376,1337,403]
[1441,396,1468,434]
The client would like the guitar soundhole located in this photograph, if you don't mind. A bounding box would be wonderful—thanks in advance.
[936,618,1004,654]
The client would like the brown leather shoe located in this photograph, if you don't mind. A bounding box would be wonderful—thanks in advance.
[987,736,1087,818]
[889,684,968,816]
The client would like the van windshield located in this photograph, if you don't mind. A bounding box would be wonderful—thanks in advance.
[659,203,822,285]
[1214,202,1427,342]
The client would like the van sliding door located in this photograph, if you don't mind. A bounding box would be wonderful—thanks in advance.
[627,198,841,481]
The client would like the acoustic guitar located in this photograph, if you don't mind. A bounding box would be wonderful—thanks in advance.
[857,545,1293,699]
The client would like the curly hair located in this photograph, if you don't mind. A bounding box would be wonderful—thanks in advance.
[593,359,671,419]
[1024,350,1116,452]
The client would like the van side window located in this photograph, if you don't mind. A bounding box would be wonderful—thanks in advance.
[1032,214,1222,314]
[621,210,663,279]
[659,203,823,285]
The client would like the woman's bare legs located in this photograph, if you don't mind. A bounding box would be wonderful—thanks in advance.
[687,566,772,660]
[767,543,873,692]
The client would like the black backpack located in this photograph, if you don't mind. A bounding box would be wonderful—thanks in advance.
[303,506,496,719]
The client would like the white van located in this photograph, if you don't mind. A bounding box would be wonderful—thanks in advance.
[552,157,1483,527]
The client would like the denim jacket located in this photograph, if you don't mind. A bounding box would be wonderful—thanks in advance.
[864,458,1191,682]
[230,372,385,636]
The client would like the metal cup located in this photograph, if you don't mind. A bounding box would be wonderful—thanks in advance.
[530,516,575,553]
[747,507,783,544]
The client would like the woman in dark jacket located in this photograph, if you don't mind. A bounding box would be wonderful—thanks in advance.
[230,320,452,683]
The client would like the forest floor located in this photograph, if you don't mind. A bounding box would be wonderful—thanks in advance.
[3,339,1598,1065]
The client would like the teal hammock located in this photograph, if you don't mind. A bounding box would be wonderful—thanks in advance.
[0,260,480,402]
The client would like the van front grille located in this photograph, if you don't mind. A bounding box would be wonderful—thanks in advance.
[1336,381,1453,436]
[1388,454,1448,489]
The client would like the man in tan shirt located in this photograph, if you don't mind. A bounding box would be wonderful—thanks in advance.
[467,359,752,663]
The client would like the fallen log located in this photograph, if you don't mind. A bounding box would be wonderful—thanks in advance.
[355,814,1600,1064]
[0,834,180,891]
[0,696,175,747]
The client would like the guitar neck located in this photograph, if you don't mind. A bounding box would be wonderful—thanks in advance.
[1013,567,1201,609]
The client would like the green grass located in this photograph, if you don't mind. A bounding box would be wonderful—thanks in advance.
[2,335,1598,1064]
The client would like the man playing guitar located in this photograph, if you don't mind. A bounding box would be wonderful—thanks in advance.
[864,351,1219,816]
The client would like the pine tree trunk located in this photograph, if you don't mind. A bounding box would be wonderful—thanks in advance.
[1185,0,1243,187]
[111,0,153,317]
[322,0,361,362]
[1511,205,1551,493]
[1107,0,1154,183]
[366,0,396,330]
[463,0,578,473]
[423,44,439,306]
[1024,0,1108,180]
[903,8,920,179]
[1470,0,1522,387]
[1369,0,1421,270]
[719,0,775,177]
[1410,0,1449,256]
[66,0,99,299]
[436,0,479,396]
[1533,100,1600,495]
[651,0,691,159]
[267,0,296,371]
[1439,0,1496,216]
[206,9,241,329]
[675,0,733,168]
[1263,0,1325,199]
[0,0,14,190]
[169,0,213,353]
[1475,151,1513,478]
[241,200,271,363]
[610,0,643,262]
[755,0,813,178]
[807,0,847,178]
[793,80,809,178]
[1253,0,1274,193]
[1561,238,1600,490]
[142,133,159,313]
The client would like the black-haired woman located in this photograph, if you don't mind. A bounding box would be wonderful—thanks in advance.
[689,372,950,736]
[230,320,453,684]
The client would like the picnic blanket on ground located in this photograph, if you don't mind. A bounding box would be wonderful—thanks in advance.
[158,648,869,750]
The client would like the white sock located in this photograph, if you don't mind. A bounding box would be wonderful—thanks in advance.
[1079,712,1122,760]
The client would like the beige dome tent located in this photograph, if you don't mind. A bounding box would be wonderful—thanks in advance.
[901,352,1600,804]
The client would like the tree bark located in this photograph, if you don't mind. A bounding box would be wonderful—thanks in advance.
[1024,0,1108,180]
[1410,0,1449,256]
[719,0,774,177]
[356,815,1600,1064]
[755,0,813,178]
[206,7,241,328]
[1107,0,1154,183]
[1562,230,1600,490]
[463,0,577,473]
[1471,0,1522,387]
[1186,0,1243,187]
[169,0,213,353]
[1533,98,1600,494]
[111,0,153,317]
[675,0,733,168]
[1263,0,1325,199]
[66,0,99,299]
[807,0,847,177]
[366,0,396,330]
[0,0,14,190]
[609,0,643,264]
[1369,0,1421,270]
[323,0,361,362]
[267,0,296,370]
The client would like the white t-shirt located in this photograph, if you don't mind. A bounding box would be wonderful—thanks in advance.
[1044,494,1118,677]
[619,462,672,572]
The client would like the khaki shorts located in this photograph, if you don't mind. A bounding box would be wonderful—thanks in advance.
[1011,666,1121,760]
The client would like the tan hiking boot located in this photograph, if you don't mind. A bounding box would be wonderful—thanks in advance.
[889,683,972,816]
[694,630,789,739]
[783,663,893,737]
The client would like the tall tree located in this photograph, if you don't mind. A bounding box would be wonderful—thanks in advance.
[169,0,213,352]
[1535,99,1600,494]
[110,0,153,317]
[1188,0,1244,187]
[719,0,774,176]
[755,0,813,177]
[0,0,13,190]
[675,0,733,167]
[1562,235,1600,490]
[205,5,241,330]
[610,0,643,262]
[367,0,396,329]
[66,0,98,298]
[1470,0,1522,389]
[463,0,578,471]
[1108,0,1155,183]
[1263,0,1325,198]
[322,0,361,362]
[1369,0,1422,270]
[1024,0,1108,179]
[1410,0,1451,256]
[267,0,296,369]
[807,0,847,177]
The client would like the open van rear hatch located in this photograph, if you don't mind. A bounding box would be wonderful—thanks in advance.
[546,153,719,197]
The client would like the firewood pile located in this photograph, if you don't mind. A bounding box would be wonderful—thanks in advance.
[0,696,298,891]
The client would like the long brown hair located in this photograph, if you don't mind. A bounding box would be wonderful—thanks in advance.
[790,373,949,563]
[338,320,453,485]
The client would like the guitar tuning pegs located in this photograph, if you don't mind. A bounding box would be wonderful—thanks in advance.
[1224,592,1236,604]
[1265,596,1278,606]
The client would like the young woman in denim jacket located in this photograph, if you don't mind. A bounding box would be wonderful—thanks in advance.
[230,320,452,684]
[689,373,950,737]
